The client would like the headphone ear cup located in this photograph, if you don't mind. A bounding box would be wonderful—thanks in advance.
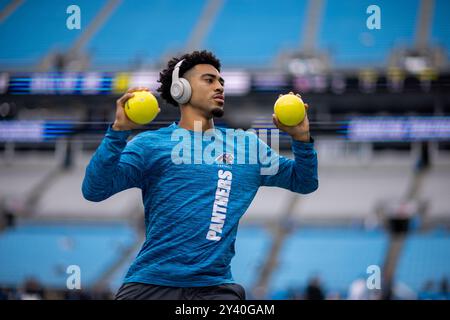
[170,81,184,101]
[178,78,192,104]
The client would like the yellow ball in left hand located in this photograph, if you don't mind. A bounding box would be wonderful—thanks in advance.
[125,91,159,125]
[274,94,305,126]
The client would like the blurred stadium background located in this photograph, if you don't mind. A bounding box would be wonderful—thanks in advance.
[0,0,449,300]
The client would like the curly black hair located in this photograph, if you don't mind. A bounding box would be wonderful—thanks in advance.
[157,50,221,107]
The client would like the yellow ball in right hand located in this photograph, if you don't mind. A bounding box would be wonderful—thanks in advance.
[274,94,305,126]
[125,91,159,125]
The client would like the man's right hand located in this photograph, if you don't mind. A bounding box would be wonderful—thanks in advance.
[112,87,159,131]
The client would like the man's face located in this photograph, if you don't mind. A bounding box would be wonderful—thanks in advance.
[184,64,225,118]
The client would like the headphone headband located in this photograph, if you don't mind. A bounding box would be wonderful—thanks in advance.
[172,59,184,82]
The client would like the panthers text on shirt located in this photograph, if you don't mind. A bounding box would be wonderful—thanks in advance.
[206,169,232,241]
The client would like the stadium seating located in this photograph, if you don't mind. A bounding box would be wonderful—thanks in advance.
[318,0,419,67]
[431,0,450,53]
[32,153,144,219]
[1,0,447,69]
[0,153,59,200]
[0,221,137,289]
[241,154,414,222]
[204,0,308,68]
[395,229,450,293]
[420,162,450,219]
[269,228,388,297]
[0,0,12,11]
[243,187,294,221]
[293,159,413,220]
[86,0,206,69]
[0,0,105,69]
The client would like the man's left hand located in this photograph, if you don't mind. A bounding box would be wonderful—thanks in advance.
[272,92,311,142]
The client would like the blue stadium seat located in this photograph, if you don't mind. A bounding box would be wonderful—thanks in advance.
[269,228,388,296]
[318,0,419,68]
[2,0,447,71]
[0,0,12,11]
[204,0,308,68]
[0,0,105,69]
[431,0,450,54]
[0,221,137,289]
[396,230,450,293]
[86,0,206,69]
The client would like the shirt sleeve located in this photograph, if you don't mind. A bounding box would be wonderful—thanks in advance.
[259,137,319,194]
[81,124,148,202]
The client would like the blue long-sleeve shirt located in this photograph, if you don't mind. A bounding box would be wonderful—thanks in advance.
[82,122,318,287]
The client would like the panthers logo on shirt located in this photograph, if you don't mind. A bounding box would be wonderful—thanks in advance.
[215,153,234,165]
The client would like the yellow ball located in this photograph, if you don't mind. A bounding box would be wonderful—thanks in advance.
[125,91,159,125]
[274,94,305,126]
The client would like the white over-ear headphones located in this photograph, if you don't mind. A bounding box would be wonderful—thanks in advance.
[170,59,192,104]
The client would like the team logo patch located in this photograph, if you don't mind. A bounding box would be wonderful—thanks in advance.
[215,153,234,165]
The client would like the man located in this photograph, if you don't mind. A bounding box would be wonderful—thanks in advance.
[82,50,318,300]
